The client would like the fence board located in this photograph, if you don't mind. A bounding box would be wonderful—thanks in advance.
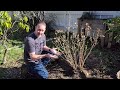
[77,19,115,48]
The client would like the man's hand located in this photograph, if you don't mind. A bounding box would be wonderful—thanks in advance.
[45,53,59,59]
[50,48,62,56]
[49,54,59,59]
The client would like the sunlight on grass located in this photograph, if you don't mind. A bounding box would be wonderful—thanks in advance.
[0,40,24,63]
[7,47,23,61]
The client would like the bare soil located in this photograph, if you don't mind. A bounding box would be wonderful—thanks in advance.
[0,45,120,79]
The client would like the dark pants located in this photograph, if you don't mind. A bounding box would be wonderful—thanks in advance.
[27,51,52,79]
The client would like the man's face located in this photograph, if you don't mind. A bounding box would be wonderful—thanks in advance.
[35,23,46,37]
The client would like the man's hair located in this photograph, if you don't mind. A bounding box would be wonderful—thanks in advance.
[36,20,46,27]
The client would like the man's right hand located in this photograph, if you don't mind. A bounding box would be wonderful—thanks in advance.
[50,48,62,56]
[45,54,58,59]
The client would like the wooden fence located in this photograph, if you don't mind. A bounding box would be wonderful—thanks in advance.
[77,18,116,48]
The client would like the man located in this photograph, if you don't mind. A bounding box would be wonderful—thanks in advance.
[24,21,61,79]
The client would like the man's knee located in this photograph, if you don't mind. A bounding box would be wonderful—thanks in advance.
[37,69,49,79]
[35,63,49,79]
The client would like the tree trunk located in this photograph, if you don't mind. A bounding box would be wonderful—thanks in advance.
[1,47,8,64]
[1,38,8,64]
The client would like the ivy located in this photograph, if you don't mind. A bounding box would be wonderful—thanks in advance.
[104,16,120,42]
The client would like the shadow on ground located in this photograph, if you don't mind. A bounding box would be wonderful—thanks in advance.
[0,58,74,79]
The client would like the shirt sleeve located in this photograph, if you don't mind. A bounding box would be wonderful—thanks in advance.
[26,37,35,53]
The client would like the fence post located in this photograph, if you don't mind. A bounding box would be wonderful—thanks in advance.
[100,20,105,47]
[107,32,113,48]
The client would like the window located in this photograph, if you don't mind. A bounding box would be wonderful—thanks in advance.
[94,15,113,19]
[100,15,113,19]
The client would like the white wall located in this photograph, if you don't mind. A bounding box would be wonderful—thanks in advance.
[44,11,84,31]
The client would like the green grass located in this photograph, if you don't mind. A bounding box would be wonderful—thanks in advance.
[0,40,24,63]
[7,47,23,61]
